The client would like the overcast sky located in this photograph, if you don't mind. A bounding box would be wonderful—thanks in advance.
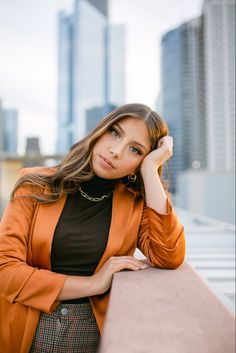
[0,0,203,154]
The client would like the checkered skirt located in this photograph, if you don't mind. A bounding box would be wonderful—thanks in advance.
[30,302,100,353]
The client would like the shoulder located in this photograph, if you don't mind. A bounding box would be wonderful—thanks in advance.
[13,166,58,198]
[17,166,57,179]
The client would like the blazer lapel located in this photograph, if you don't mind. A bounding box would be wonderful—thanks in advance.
[31,193,67,269]
[95,182,136,272]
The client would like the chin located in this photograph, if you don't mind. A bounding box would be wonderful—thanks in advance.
[93,168,120,180]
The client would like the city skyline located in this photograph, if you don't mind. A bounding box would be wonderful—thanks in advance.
[0,0,203,154]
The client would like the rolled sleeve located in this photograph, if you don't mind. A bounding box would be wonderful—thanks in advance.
[137,199,186,269]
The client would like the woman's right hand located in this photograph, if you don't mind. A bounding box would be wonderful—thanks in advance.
[91,256,148,295]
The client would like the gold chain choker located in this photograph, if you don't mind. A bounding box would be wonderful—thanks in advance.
[78,185,113,202]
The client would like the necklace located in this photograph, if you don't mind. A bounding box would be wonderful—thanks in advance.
[78,185,113,202]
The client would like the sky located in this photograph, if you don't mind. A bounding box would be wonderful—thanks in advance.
[0,0,203,154]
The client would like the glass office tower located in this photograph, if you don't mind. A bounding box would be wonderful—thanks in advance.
[57,0,125,154]
[161,25,188,192]
[0,106,18,154]
[161,18,206,192]
[203,0,235,171]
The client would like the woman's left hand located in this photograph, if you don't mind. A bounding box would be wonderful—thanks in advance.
[141,135,173,171]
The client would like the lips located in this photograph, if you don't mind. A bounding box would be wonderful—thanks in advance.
[99,155,115,168]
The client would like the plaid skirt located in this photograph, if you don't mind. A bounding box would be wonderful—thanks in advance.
[30,302,100,353]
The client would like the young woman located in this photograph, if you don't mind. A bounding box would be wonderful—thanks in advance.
[0,103,185,353]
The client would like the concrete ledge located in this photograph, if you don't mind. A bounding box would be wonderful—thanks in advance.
[99,262,235,353]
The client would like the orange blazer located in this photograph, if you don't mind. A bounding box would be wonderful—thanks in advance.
[0,166,185,353]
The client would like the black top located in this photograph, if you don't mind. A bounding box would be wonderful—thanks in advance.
[51,175,117,303]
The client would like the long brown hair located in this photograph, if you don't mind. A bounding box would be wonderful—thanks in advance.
[11,103,170,203]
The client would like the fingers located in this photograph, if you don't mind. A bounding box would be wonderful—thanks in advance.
[158,135,173,149]
[157,136,173,162]
[94,256,149,295]
[106,256,149,273]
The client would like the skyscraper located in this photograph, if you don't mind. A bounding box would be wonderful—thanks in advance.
[57,0,125,154]
[84,24,126,134]
[163,0,236,222]
[87,0,108,16]
[25,137,41,156]
[85,104,117,135]
[161,25,186,192]
[187,17,206,170]
[0,100,18,154]
[161,0,235,189]
[57,12,74,153]
[203,0,235,171]
[161,18,206,191]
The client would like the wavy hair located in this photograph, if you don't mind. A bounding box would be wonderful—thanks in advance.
[11,103,170,203]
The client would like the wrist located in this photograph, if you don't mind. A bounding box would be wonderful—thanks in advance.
[88,275,96,296]
[90,274,102,296]
[140,159,159,174]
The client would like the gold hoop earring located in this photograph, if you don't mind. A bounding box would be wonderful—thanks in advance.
[128,173,137,183]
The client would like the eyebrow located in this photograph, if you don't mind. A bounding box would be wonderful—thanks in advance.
[114,123,149,152]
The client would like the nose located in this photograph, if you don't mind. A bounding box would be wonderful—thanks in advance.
[110,145,122,159]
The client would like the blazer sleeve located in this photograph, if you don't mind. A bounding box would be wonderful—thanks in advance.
[137,199,186,269]
[0,168,68,313]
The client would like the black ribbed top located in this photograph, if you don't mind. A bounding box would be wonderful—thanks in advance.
[51,175,117,303]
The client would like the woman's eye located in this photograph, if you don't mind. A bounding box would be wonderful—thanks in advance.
[130,146,141,155]
[110,127,120,137]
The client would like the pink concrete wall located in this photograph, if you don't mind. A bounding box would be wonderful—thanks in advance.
[99,262,235,353]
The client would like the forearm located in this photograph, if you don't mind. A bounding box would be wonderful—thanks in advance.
[56,275,96,301]
[141,161,168,214]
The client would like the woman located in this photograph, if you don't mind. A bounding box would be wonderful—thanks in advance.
[0,103,185,353]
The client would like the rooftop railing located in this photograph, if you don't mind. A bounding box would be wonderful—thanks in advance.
[99,262,235,353]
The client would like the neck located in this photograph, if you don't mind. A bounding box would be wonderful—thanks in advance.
[80,175,118,195]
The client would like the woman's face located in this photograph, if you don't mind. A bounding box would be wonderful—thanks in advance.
[92,117,151,179]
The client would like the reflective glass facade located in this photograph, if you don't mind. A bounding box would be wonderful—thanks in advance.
[161,19,206,192]
[1,109,18,154]
[203,0,235,171]
[73,0,107,142]
[57,12,74,153]
[161,27,186,192]
[57,0,125,154]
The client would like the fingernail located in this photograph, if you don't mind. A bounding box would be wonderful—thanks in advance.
[141,265,149,269]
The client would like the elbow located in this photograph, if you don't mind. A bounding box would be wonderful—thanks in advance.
[149,251,185,270]
[167,238,186,269]
[157,238,186,270]
[143,228,186,270]
[166,254,185,269]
